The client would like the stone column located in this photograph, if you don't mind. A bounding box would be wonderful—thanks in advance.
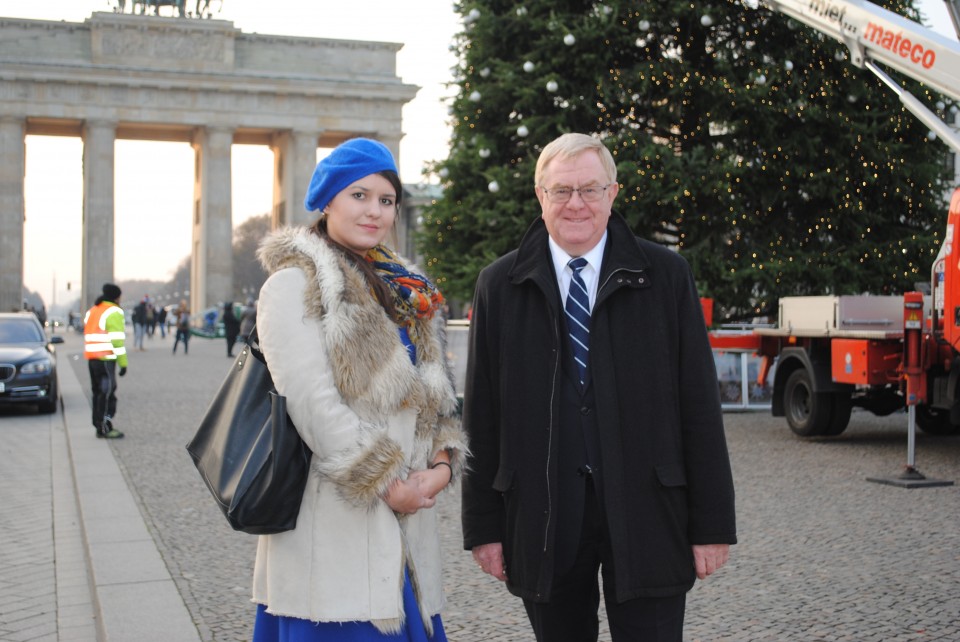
[271,130,319,229]
[81,120,117,310]
[0,118,25,313]
[191,126,233,314]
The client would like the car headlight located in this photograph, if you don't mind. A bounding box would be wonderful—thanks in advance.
[21,360,52,374]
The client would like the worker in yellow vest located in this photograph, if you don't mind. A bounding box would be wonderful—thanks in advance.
[83,283,128,439]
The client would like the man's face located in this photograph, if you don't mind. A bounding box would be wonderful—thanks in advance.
[536,150,618,257]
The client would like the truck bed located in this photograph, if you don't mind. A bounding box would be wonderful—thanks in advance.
[754,295,918,340]
[753,327,903,340]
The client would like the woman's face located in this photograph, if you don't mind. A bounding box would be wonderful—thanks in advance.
[324,173,398,255]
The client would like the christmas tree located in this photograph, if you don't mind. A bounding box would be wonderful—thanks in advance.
[419,0,956,321]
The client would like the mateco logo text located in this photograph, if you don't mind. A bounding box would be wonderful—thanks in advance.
[862,22,937,69]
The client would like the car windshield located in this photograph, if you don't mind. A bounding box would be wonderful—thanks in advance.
[0,319,45,343]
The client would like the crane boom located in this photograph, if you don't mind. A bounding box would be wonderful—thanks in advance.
[760,0,960,153]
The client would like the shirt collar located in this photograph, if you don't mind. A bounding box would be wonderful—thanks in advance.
[548,231,608,278]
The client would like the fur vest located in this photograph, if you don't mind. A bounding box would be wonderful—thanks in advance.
[251,226,466,633]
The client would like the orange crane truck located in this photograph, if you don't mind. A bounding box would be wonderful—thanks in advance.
[714,0,960,481]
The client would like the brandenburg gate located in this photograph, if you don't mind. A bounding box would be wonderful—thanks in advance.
[0,12,417,312]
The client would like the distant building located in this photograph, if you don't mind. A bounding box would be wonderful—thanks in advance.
[398,183,443,266]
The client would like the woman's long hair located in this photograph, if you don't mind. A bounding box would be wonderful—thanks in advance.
[310,170,403,324]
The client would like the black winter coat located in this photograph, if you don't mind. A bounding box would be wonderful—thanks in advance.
[461,213,737,604]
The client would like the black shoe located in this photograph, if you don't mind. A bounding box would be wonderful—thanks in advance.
[101,416,124,439]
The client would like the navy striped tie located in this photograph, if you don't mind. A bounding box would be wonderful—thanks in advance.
[565,257,590,385]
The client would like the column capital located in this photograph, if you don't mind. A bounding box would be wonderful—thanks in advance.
[81,119,118,132]
[0,116,26,127]
[192,125,235,145]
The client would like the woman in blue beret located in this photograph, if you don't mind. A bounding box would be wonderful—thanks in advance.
[250,138,466,642]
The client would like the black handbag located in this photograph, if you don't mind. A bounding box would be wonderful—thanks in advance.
[186,329,312,534]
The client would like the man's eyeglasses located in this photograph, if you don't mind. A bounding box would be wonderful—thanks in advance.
[540,184,613,203]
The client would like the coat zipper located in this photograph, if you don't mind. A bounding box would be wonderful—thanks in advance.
[543,316,560,554]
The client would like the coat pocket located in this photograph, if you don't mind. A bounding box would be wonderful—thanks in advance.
[492,467,515,493]
[654,463,687,488]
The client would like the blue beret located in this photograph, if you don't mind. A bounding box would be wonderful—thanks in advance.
[304,138,398,212]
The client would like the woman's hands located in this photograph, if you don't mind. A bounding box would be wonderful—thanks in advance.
[383,457,453,515]
[409,462,452,500]
[383,477,436,514]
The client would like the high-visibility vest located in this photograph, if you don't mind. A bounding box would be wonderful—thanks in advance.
[84,302,128,366]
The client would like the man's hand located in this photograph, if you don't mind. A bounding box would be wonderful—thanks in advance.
[119,366,127,377]
[472,542,508,582]
[693,543,730,580]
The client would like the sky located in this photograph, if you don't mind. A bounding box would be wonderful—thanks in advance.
[2,0,956,310]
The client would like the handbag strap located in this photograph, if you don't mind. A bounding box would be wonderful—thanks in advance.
[245,325,268,367]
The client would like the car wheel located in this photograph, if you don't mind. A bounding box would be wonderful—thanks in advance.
[38,379,58,414]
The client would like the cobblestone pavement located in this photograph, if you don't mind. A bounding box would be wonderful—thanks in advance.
[0,409,59,642]
[70,331,960,641]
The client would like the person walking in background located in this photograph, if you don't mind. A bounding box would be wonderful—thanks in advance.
[83,283,127,439]
[238,297,257,344]
[145,301,156,338]
[461,133,737,642]
[250,138,467,641]
[172,300,191,355]
[132,296,148,351]
[222,301,240,358]
[156,304,167,339]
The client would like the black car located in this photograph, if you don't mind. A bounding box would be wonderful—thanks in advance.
[0,312,63,414]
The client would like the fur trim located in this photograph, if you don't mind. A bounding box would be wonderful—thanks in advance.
[258,227,422,416]
[313,430,407,510]
[434,416,470,483]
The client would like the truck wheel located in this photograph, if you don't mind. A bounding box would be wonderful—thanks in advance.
[823,392,852,436]
[784,369,833,437]
[915,405,958,435]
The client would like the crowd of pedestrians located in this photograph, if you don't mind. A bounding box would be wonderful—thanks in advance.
[119,295,258,359]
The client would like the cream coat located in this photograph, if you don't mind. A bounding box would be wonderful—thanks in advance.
[251,227,466,633]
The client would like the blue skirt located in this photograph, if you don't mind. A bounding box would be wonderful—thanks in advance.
[252,568,447,642]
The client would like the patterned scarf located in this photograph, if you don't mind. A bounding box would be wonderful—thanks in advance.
[366,245,445,327]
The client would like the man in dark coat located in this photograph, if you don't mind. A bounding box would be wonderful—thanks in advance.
[461,133,737,642]
[222,301,241,358]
